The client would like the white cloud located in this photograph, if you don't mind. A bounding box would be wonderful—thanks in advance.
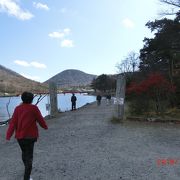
[30,61,47,69]
[49,28,71,39]
[122,18,135,28]
[33,2,49,11]
[0,0,34,20]
[20,73,40,81]
[63,28,71,35]
[14,60,46,69]
[61,39,74,48]
[48,31,65,39]
[14,60,30,67]
[49,28,74,48]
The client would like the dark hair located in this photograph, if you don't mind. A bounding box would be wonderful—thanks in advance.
[21,92,34,104]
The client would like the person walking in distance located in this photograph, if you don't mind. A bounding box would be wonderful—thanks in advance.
[6,92,48,180]
[96,94,102,106]
[71,93,77,110]
[106,94,111,105]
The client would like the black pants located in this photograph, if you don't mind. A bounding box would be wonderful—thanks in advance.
[97,100,101,106]
[18,139,36,180]
[72,102,76,110]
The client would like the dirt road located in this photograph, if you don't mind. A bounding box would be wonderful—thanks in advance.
[1,100,180,180]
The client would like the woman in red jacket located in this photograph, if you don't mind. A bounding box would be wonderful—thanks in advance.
[6,91,48,180]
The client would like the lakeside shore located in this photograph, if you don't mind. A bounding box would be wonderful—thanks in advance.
[1,100,180,180]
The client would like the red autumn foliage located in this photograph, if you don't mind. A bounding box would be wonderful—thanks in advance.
[127,72,176,96]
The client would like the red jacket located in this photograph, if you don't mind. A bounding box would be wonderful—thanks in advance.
[6,103,48,140]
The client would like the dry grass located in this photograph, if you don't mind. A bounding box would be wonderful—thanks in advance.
[164,108,180,119]
[110,116,123,124]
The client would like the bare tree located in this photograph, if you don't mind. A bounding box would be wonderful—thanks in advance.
[160,0,180,7]
[159,0,180,15]
[34,93,47,105]
[6,97,11,119]
[116,52,139,74]
[1,93,48,126]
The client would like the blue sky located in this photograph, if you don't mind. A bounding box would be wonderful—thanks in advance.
[0,0,162,82]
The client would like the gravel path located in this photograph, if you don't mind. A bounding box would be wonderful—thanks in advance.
[1,100,180,180]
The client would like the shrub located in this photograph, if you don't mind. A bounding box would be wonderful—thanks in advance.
[126,72,176,114]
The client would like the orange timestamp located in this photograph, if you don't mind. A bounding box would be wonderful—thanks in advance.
[156,158,180,166]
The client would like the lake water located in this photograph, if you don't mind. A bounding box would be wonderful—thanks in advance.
[0,93,96,122]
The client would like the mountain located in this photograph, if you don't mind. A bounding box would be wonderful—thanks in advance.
[0,65,48,95]
[46,69,97,88]
[0,66,96,94]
